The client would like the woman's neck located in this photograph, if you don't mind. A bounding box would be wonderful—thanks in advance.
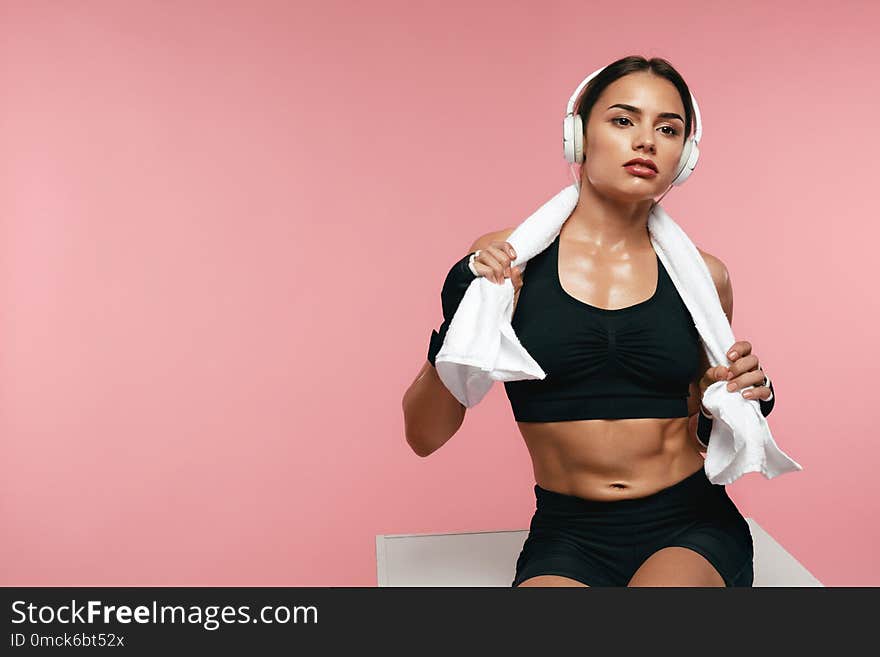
[565,184,655,252]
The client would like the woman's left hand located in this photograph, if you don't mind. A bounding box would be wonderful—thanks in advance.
[724,340,771,400]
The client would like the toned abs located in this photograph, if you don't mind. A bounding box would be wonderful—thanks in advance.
[517,417,704,501]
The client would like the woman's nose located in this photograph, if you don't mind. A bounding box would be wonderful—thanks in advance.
[636,139,655,153]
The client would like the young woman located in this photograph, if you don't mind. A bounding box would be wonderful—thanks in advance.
[402,55,775,587]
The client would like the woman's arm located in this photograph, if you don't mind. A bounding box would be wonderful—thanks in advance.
[402,227,515,457]
[402,360,467,457]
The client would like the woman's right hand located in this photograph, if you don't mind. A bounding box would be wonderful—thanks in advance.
[472,240,523,293]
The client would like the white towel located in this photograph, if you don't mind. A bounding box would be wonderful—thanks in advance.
[434,184,803,485]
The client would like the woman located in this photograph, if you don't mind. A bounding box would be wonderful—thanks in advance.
[402,55,774,587]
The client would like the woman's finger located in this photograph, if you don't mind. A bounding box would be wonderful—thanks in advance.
[707,365,729,382]
[726,354,759,380]
[726,340,752,361]
[485,244,513,267]
[479,245,512,284]
[509,266,523,291]
[727,369,766,393]
[510,265,523,284]
[471,259,495,282]
[472,252,502,283]
[742,384,771,400]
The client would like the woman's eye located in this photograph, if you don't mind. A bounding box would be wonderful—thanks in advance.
[613,117,679,137]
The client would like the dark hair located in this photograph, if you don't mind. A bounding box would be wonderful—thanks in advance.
[574,55,695,143]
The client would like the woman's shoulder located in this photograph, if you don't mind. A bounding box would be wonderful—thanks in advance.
[467,226,516,253]
[696,246,733,323]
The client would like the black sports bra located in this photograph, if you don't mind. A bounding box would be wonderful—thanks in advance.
[503,233,703,422]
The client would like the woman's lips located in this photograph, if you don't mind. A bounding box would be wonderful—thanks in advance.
[623,164,658,178]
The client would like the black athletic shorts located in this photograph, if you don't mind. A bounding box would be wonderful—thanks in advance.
[511,465,754,587]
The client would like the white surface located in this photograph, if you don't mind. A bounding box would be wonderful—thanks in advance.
[376,518,822,587]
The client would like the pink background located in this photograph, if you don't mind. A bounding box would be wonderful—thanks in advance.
[1,0,877,586]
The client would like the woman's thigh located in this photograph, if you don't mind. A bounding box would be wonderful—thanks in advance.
[626,545,726,587]
[516,575,589,587]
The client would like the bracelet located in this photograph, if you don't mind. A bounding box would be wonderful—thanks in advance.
[759,374,775,417]
[762,374,773,401]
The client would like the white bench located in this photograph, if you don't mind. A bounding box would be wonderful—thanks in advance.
[376,518,822,586]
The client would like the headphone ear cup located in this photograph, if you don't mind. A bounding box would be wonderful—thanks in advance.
[562,113,585,164]
[671,138,699,186]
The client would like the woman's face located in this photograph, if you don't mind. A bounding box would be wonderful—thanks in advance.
[581,71,687,203]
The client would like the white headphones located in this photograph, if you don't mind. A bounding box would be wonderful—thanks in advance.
[562,65,703,187]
